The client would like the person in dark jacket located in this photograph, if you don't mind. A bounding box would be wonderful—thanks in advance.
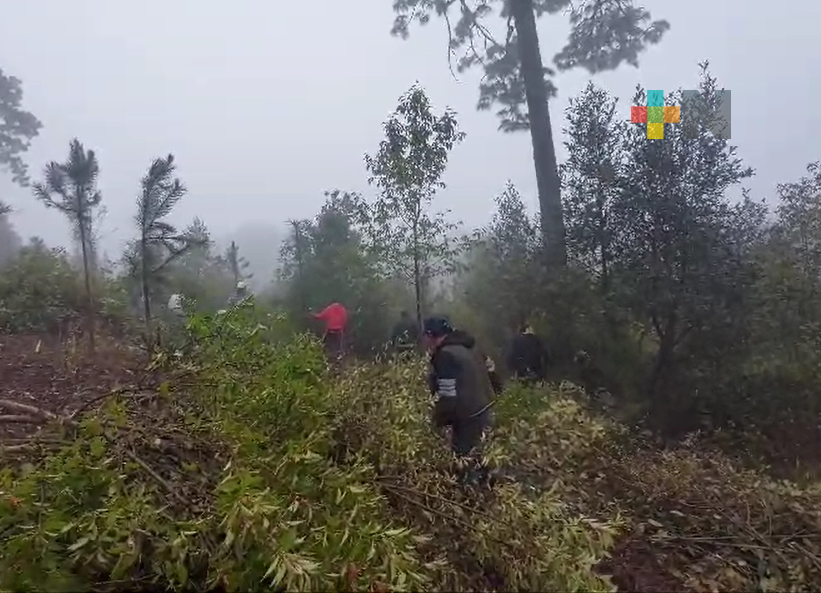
[423,316,494,459]
[390,310,418,353]
[507,323,548,383]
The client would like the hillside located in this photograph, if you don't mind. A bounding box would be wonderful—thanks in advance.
[2,309,820,591]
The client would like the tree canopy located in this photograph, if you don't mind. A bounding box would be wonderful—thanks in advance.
[32,139,103,351]
[388,0,670,270]
[0,68,42,187]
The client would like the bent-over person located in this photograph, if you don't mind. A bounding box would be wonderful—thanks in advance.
[423,316,494,484]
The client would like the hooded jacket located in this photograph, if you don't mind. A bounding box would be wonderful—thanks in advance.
[508,329,548,379]
[167,293,186,318]
[429,330,494,427]
[313,302,348,332]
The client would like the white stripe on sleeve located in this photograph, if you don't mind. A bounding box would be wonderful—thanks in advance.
[437,378,456,397]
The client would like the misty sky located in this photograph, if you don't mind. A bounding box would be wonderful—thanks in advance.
[1,0,818,262]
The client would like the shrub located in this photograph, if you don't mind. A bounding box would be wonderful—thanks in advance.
[5,308,821,591]
[0,243,85,333]
[327,359,620,591]
[0,307,618,592]
[0,243,135,336]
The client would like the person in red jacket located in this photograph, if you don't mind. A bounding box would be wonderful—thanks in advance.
[312,302,348,360]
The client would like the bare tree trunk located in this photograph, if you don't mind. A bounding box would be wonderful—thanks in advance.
[647,312,680,435]
[596,182,610,294]
[510,0,567,270]
[77,217,96,353]
[291,221,307,313]
[140,235,152,345]
[413,222,423,341]
[230,241,240,285]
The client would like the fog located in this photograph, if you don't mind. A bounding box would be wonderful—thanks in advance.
[1,0,818,278]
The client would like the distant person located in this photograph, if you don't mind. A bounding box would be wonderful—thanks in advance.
[227,281,250,307]
[423,316,494,479]
[167,293,185,319]
[390,310,418,353]
[312,301,348,361]
[165,293,188,348]
[507,323,548,383]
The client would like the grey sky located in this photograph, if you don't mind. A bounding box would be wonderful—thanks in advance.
[1,0,818,263]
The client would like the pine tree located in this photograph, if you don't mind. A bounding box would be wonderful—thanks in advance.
[33,139,103,351]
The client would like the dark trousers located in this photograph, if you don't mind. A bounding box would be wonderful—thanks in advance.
[323,330,343,359]
[450,410,491,457]
[513,369,542,385]
[450,413,492,487]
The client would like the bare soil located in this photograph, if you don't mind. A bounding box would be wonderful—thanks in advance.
[0,333,146,440]
[598,533,689,592]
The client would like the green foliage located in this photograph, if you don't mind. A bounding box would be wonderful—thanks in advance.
[32,139,103,255]
[555,65,761,432]
[0,209,22,266]
[223,240,252,285]
[0,310,622,592]
[0,420,197,592]
[162,218,236,313]
[771,161,821,284]
[0,240,84,332]
[0,308,420,591]
[187,308,431,591]
[277,87,470,350]
[441,64,821,474]
[0,67,43,186]
[459,182,542,347]
[365,85,465,330]
[7,308,821,591]
[389,0,668,132]
[561,81,623,287]
[0,238,134,335]
[389,0,670,271]
[4,29,821,593]
[126,153,203,338]
[280,191,396,353]
[32,139,104,349]
[329,358,619,591]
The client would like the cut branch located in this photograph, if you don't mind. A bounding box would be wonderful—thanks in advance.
[0,415,45,424]
[0,399,60,420]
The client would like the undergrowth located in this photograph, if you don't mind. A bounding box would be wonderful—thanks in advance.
[2,306,821,592]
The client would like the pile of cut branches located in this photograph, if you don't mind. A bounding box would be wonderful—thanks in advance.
[592,440,821,591]
[0,368,230,591]
[0,312,438,592]
[0,365,222,502]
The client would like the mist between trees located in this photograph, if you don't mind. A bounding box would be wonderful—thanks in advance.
[0,70,817,448]
[2,50,821,592]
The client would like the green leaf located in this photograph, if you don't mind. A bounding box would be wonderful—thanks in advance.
[68,536,90,552]
[223,529,235,548]
[89,436,106,458]
[176,562,189,585]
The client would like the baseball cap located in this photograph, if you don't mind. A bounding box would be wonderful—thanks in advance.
[423,316,453,338]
